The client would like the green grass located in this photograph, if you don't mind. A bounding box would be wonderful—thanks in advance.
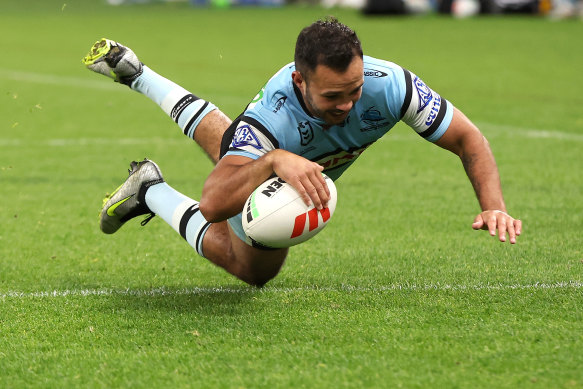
[1,0,582,387]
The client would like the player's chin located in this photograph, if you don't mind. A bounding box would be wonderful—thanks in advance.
[325,111,349,125]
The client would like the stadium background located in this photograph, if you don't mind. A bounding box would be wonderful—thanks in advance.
[0,0,581,387]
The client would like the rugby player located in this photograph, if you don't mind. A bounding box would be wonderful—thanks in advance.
[83,18,521,286]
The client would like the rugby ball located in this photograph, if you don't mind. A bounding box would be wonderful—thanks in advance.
[242,175,337,248]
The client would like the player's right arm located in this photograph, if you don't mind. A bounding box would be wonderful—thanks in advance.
[199,150,329,223]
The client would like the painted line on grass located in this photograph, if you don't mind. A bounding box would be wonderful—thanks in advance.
[476,122,583,142]
[0,68,122,91]
[0,137,187,147]
[2,68,581,144]
[1,123,581,148]
[2,281,582,300]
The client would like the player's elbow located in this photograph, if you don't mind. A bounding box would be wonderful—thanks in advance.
[199,197,226,223]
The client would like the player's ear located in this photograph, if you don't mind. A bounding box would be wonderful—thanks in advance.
[292,70,306,93]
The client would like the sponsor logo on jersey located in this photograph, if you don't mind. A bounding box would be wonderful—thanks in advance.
[360,106,388,132]
[273,96,287,113]
[232,125,263,150]
[297,121,314,146]
[316,146,369,170]
[424,95,442,127]
[364,69,388,78]
[414,76,433,113]
[290,207,331,238]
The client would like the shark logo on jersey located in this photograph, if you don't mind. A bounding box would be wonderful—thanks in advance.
[297,121,314,146]
[232,125,263,150]
[414,76,433,113]
[360,106,388,132]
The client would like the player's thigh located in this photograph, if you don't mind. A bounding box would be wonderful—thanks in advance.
[203,221,288,273]
[193,110,232,163]
[228,225,289,274]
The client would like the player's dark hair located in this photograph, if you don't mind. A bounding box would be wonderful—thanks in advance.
[294,17,363,81]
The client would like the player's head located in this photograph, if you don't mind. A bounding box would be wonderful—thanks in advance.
[293,18,364,125]
[294,17,363,80]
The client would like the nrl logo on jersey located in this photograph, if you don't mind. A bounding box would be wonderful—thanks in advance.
[232,125,263,150]
[414,76,433,113]
[297,121,314,146]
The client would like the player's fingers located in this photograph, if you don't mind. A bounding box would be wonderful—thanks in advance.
[310,171,330,209]
[514,219,522,236]
[497,216,507,242]
[486,214,498,236]
[506,218,517,244]
[287,176,312,208]
[299,175,324,210]
[472,214,485,230]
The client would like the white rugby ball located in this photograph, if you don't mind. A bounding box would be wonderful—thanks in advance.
[242,175,337,248]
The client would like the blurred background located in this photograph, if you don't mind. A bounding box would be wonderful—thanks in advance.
[108,0,582,20]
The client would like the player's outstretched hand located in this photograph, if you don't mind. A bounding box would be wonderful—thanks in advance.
[472,210,522,244]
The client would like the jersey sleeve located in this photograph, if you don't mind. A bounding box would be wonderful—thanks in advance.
[399,69,454,143]
[220,115,279,160]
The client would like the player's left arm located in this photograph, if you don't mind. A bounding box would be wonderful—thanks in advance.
[435,107,522,244]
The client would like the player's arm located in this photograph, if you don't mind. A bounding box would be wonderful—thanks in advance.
[199,150,329,223]
[434,107,522,244]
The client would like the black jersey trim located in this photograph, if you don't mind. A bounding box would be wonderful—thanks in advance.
[219,114,280,159]
[418,97,449,140]
[183,101,209,137]
[171,94,198,123]
[179,204,200,241]
[196,222,212,253]
[293,83,316,119]
[400,69,413,119]
[312,142,373,162]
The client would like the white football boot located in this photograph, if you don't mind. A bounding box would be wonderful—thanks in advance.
[100,159,164,234]
[82,38,143,86]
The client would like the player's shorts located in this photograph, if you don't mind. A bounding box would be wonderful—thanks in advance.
[227,212,278,251]
[227,213,247,243]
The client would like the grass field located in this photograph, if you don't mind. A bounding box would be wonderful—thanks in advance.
[1,0,582,387]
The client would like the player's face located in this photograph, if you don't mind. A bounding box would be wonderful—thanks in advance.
[294,56,364,126]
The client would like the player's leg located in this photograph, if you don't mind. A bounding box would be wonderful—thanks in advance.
[201,223,288,287]
[144,179,287,286]
[83,38,229,164]
[100,159,286,285]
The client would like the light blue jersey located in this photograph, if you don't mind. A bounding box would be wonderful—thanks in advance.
[221,55,455,244]
[221,55,454,181]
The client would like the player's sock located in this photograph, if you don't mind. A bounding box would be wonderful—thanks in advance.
[130,66,217,140]
[144,182,211,257]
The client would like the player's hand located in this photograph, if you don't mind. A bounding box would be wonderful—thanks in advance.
[269,150,330,210]
[472,210,522,244]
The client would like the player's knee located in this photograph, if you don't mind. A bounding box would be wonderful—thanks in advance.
[244,268,281,288]
[239,254,287,287]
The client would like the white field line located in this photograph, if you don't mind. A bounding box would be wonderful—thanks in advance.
[0,137,187,147]
[2,68,581,144]
[1,281,582,300]
[1,124,581,148]
[0,68,121,91]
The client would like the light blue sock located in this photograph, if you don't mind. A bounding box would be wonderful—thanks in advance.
[145,182,211,257]
[130,66,217,140]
